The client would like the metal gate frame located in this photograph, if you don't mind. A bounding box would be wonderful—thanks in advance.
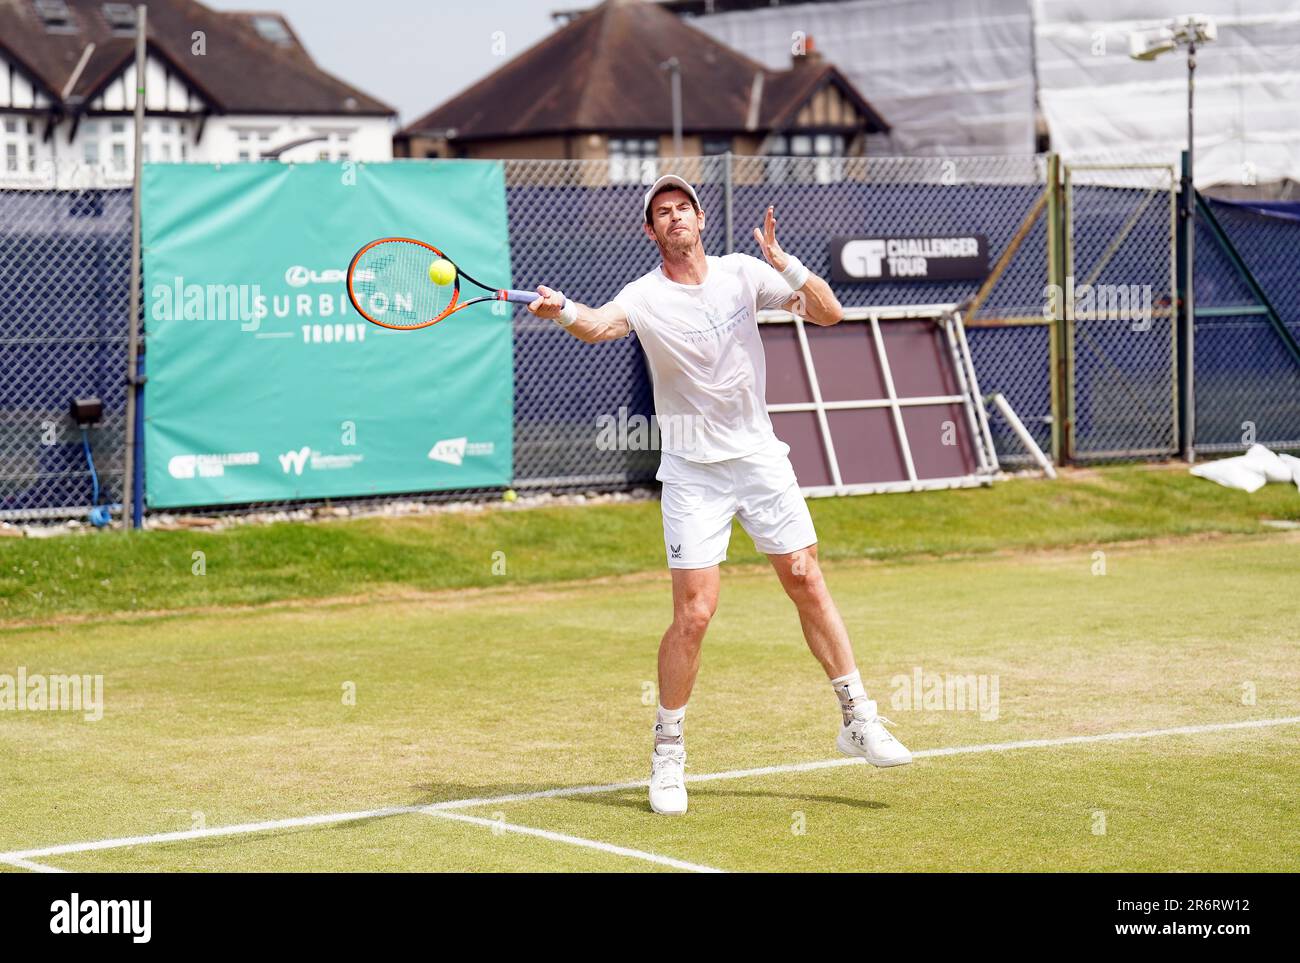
[1061,162,1179,461]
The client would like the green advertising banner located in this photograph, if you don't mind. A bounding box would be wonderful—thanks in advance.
[142,162,513,507]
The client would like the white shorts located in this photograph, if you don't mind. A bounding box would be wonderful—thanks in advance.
[657,438,818,569]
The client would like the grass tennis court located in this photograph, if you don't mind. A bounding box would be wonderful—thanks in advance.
[2,467,1298,872]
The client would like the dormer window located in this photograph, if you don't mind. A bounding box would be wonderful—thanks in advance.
[251,15,292,46]
[33,0,73,31]
[102,3,136,34]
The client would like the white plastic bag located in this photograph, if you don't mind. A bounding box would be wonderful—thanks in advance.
[1243,444,1293,483]
[1278,453,1300,492]
[1190,456,1269,493]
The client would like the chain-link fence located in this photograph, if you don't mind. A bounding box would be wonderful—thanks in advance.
[0,181,132,521]
[506,155,729,489]
[731,155,1055,465]
[1193,197,1300,454]
[4,153,1297,522]
[1065,164,1178,460]
[509,153,1055,473]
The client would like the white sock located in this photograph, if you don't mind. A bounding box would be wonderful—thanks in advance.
[655,704,685,749]
[830,669,869,725]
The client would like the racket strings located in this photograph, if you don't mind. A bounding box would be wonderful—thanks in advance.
[351,240,456,328]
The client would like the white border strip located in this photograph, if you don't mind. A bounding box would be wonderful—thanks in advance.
[425,810,724,873]
[870,312,918,483]
[3,716,1297,866]
[791,313,844,490]
[757,304,960,324]
[769,395,967,411]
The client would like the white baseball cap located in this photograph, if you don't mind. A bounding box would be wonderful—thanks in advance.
[643,174,701,222]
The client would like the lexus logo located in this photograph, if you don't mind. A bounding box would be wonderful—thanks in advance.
[285,266,346,287]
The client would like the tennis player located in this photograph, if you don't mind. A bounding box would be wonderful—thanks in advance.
[526,174,911,815]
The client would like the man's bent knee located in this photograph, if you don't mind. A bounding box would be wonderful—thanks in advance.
[672,599,715,639]
[785,550,822,584]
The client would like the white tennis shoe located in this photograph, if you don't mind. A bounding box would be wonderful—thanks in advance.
[649,744,688,815]
[837,699,913,767]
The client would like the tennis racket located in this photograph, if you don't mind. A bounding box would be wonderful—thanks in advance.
[346,237,537,330]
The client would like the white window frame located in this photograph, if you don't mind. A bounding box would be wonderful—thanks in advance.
[608,137,658,185]
[763,131,847,184]
[0,116,38,173]
[306,127,357,162]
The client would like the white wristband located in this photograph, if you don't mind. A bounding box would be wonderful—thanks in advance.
[555,296,578,327]
[780,255,810,292]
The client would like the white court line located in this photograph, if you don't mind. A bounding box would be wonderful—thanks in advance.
[0,856,66,873]
[417,715,1300,808]
[3,715,1297,866]
[0,805,425,863]
[425,810,724,873]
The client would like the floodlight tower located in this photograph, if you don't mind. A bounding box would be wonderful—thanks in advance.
[1130,14,1217,462]
[660,57,683,159]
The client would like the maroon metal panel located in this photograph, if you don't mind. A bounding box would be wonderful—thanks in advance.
[761,314,984,491]
[879,319,961,397]
[803,322,888,401]
[773,410,834,487]
[901,403,981,478]
[760,324,814,405]
[827,409,908,484]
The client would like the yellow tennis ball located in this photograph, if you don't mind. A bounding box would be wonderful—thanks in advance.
[502,489,517,502]
[428,258,455,286]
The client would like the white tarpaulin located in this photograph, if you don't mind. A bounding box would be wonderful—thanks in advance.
[1190,445,1300,492]
[1034,0,1300,188]
[687,0,1038,155]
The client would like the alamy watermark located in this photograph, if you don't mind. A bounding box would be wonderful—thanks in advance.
[595,406,702,453]
[150,276,376,341]
[0,667,103,721]
[1044,277,1153,331]
[151,277,262,330]
[890,666,1000,721]
[50,894,150,943]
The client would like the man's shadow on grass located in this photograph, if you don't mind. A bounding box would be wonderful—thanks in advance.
[409,782,888,814]
[570,787,888,813]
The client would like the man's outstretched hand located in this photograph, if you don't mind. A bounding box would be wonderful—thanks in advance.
[526,284,566,320]
[752,205,790,273]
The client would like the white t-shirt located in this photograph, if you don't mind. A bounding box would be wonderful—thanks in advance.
[613,253,793,463]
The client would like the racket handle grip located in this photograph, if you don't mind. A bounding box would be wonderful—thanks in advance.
[501,289,539,304]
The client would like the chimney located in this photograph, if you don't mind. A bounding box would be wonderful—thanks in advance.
[792,34,824,68]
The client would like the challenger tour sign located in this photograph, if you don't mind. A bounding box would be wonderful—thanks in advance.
[831,235,988,282]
